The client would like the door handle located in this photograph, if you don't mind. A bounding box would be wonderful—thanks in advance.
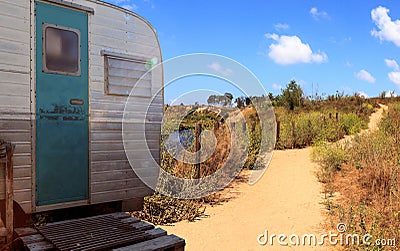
[70,99,84,105]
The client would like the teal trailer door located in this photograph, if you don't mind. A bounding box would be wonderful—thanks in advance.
[35,1,89,206]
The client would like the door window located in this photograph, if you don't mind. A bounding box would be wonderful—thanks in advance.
[43,24,81,76]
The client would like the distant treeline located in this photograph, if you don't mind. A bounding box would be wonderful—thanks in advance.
[205,80,400,111]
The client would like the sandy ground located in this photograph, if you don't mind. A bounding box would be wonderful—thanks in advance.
[340,104,388,145]
[162,150,325,250]
[366,104,387,132]
[162,105,387,251]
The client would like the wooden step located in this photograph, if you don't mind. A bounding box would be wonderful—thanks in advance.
[113,234,185,251]
[14,213,185,251]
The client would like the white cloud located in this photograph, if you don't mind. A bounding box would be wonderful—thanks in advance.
[267,33,279,41]
[384,59,400,87]
[343,86,353,93]
[265,33,328,65]
[297,79,306,86]
[310,7,329,20]
[388,71,400,87]
[371,6,400,47]
[345,61,353,68]
[355,69,376,83]
[356,91,369,98]
[121,4,138,11]
[272,83,282,90]
[382,90,398,97]
[207,62,233,76]
[274,23,289,31]
[385,59,399,70]
[107,0,140,11]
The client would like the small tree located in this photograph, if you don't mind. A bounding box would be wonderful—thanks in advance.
[281,80,304,111]
[235,97,244,109]
[224,92,233,106]
[207,95,217,105]
[268,92,274,102]
[245,97,252,106]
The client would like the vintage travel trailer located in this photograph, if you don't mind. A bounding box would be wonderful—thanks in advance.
[0,0,163,214]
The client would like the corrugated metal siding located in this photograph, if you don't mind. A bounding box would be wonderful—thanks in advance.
[73,0,163,203]
[0,0,32,213]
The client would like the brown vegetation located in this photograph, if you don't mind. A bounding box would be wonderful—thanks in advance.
[313,103,400,250]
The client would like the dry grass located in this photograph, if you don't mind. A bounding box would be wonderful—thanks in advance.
[314,103,400,250]
[135,108,249,225]
[172,119,232,179]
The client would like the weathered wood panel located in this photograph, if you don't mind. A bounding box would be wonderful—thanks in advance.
[0,0,31,122]
[91,170,137,183]
[0,177,30,191]
[0,2,29,20]
[91,178,146,193]
[90,11,156,38]
[0,70,30,85]
[0,31,30,51]
[12,166,31,179]
[91,131,161,141]
[91,159,159,172]
[0,119,32,213]
[113,234,185,251]
[92,150,159,162]
[0,71,31,117]
[17,201,31,214]
[13,189,31,204]
[90,26,155,48]
[0,39,29,55]
[92,140,159,152]
[0,96,30,112]
[91,121,160,131]
[108,85,151,97]
[91,160,131,172]
[1,83,30,97]
[91,187,152,203]
[0,132,30,143]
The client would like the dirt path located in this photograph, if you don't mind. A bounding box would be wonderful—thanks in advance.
[340,104,388,145]
[163,157,325,249]
[162,106,387,251]
[364,104,387,133]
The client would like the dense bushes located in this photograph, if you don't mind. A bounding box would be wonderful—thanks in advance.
[313,103,400,250]
[275,108,368,149]
[340,113,366,135]
[311,141,348,183]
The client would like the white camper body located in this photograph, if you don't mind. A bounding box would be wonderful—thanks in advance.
[0,0,163,213]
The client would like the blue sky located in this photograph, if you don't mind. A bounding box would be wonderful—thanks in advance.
[105,0,400,104]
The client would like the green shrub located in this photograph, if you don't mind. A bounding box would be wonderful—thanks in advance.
[275,109,353,149]
[317,103,400,250]
[340,113,365,135]
[379,103,400,144]
[362,102,374,112]
[311,141,348,183]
